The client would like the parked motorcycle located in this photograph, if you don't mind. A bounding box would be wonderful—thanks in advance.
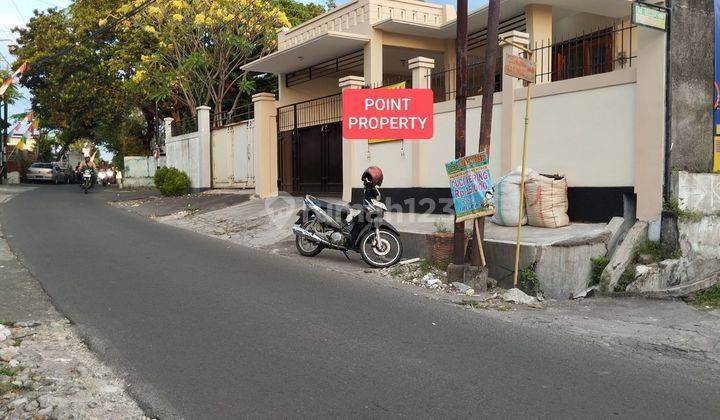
[81,169,94,194]
[292,167,403,268]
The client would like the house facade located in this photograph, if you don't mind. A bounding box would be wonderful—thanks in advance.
[242,0,672,227]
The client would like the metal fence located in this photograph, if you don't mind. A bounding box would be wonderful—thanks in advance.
[533,23,637,84]
[212,104,254,128]
[277,93,342,132]
[170,118,198,137]
[427,58,503,103]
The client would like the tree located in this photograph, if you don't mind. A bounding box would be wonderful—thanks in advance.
[121,0,315,118]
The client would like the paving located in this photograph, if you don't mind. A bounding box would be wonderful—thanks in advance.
[2,184,720,418]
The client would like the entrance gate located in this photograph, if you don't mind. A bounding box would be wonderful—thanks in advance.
[277,94,343,195]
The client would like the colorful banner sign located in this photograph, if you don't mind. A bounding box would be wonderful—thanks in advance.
[715,0,720,172]
[445,151,495,222]
[342,88,433,140]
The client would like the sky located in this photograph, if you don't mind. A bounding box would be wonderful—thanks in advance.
[0,0,488,124]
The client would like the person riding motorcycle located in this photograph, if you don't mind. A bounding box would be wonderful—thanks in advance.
[78,156,97,185]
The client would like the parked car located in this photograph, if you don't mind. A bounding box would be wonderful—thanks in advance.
[26,163,71,184]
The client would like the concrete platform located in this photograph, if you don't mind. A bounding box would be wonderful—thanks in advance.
[387,213,610,299]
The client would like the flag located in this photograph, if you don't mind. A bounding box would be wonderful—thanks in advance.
[0,61,28,96]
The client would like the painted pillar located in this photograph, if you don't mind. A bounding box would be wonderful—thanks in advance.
[196,106,212,191]
[364,30,383,87]
[524,4,552,84]
[500,31,530,174]
[339,75,365,202]
[634,26,667,225]
[252,92,279,198]
[408,56,435,187]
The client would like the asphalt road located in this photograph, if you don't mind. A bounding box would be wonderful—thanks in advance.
[2,185,719,419]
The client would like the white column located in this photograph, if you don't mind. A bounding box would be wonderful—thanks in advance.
[500,31,530,174]
[196,106,212,191]
[408,56,435,187]
[634,26,666,227]
[252,93,279,198]
[339,75,366,202]
[163,117,174,169]
[163,117,173,141]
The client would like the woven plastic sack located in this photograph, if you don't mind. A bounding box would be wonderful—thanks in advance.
[491,167,536,227]
[524,174,569,228]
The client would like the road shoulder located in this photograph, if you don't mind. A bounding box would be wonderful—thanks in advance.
[0,193,149,418]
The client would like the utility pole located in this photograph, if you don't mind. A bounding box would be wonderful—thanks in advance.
[469,0,501,265]
[452,0,469,266]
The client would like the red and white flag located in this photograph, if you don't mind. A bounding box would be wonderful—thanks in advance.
[0,61,28,96]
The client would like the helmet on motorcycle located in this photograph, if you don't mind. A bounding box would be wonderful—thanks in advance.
[361,166,384,187]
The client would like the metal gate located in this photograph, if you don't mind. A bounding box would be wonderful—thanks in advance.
[277,94,343,195]
[211,119,255,188]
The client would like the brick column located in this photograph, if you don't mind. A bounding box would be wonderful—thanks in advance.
[408,57,435,187]
[196,105,212,191]
[252,93,278,198]
[339,75,365,202]
[500,31,530,174]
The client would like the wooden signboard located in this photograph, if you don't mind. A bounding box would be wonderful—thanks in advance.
[504,54,536,84]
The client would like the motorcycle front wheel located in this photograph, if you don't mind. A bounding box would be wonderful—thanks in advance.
[295,219,324,257]
[360,228,402,268]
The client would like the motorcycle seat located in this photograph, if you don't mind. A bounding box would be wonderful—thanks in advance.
[307,196,349,219]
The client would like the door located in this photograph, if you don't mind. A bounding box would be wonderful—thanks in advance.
[232,120,255,187]
[211,126,234,187]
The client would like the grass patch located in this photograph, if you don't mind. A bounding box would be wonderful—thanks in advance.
[11,338,21,347]
[0,366,18,377]
[0,320,14,327]
[518,263,540,296]
[664,199,703,223]
[692,283,720,309]
[635,239,681,263]
[590,256,609,286]
[419,258,448,273]
[614,265,637,292]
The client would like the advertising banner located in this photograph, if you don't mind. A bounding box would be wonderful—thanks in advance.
[445,151,495,222]
[370,81,406,144]
[342,88,433,140]
[715,0,720,172]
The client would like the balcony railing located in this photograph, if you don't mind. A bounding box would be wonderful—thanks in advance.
[427,58,503,103]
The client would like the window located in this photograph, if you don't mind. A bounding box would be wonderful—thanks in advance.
[552,27,614,82]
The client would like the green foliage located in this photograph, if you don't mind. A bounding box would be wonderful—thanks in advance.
[614,265,637,292]
[691,283,720,309]
[590,256,610,286]
[663,199,703,223]
[519,263,540,296]
[433,221,450,234]
[154,167,190,197]
[0,382,27,396]
[0,366,18,377]
[635,239,681,264]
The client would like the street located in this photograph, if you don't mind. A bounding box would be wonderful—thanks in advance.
[1,185,718,418]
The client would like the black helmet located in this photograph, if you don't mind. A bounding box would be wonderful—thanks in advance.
[361,166,383,187]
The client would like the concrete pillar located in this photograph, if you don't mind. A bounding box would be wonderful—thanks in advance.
[634,26,667,226]
[524,4,552,84]
[499,31,530,174]
[363,30,383,87]
[339,75,365,202]
[252,93,279,198]
[408,57,435,187]
[163,117,173,141]
[196,106,212,191]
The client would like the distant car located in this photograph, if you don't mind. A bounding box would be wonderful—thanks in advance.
[26,163,71,184]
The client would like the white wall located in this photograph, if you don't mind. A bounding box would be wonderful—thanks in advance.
[165,132,202,189]
[513,82,636,187]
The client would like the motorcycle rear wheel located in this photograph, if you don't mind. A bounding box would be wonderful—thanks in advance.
[295,219,324,257]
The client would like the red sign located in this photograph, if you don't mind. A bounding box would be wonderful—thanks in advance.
[342,89,433,139]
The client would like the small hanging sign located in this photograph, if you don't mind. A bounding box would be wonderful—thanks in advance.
[504,54,536,83]
[632,2,668,31]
